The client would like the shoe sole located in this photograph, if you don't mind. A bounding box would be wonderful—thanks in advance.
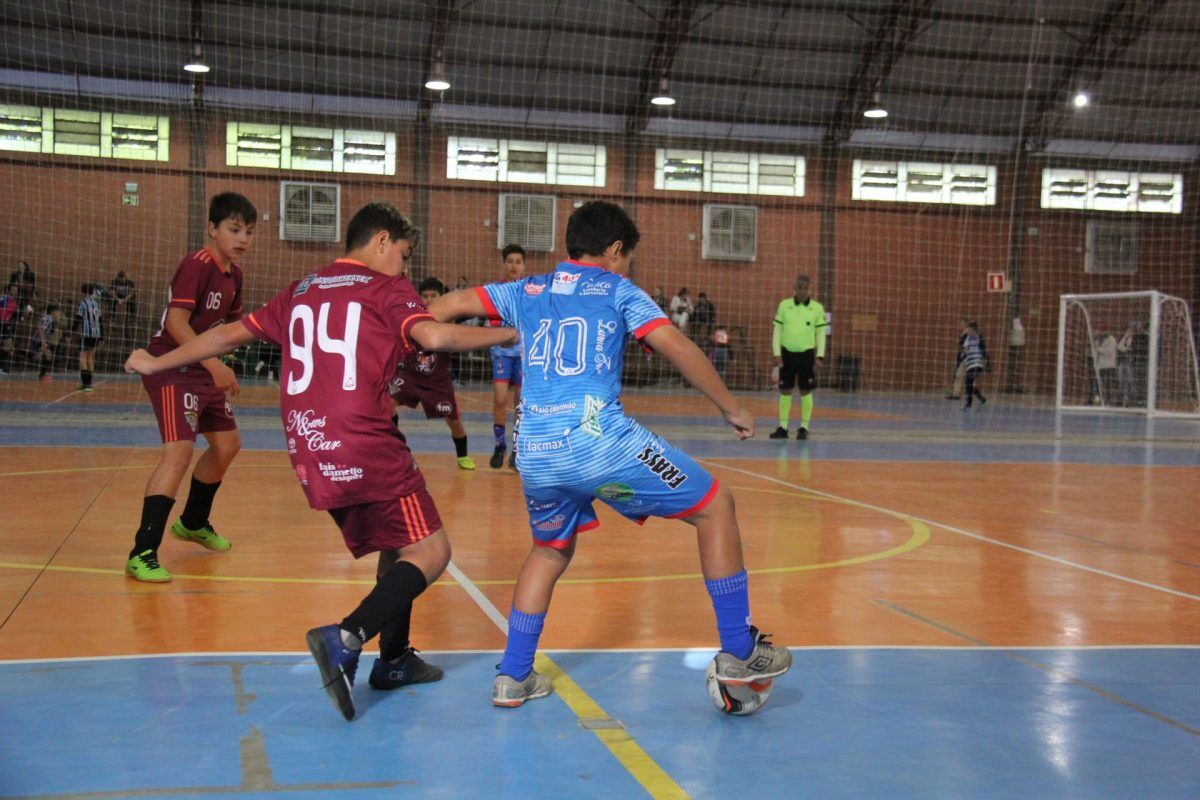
[306,630,356,721]
[715,660,792,684]
[124,566,171,583]
[492,682,552,707]
[171,523,231,552]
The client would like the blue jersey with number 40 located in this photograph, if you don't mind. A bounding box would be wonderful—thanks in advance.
[478,261,668,443]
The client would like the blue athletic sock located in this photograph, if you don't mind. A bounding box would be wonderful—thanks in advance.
[493,424,506,447]
[498,608,545,680]
[705,570,754,660]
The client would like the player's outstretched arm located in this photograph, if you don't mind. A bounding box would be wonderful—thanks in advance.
[643,324,755,440]
[126,323,256,377]
[410,320,517,353]
[426,288,488,322]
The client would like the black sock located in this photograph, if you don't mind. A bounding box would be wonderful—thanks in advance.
[131,495,176,558]
[340,560,428,649]
[180,477,221,530]
[81,370,92,387]
[452,435,468,458]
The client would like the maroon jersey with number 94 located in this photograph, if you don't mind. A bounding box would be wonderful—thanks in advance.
[242,259,434,510]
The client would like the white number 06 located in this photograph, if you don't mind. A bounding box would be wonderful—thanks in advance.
[287,301,361,395]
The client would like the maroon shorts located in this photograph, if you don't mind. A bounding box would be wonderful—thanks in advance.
[328,488,444,558]
[391,380,459,420]
[144,377,236,443]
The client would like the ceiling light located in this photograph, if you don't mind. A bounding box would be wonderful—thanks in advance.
[424,60,450,92]
[863,91,887,119]
[650,77,676,106]
[183,44,209,74]
[1072,91,1090,108]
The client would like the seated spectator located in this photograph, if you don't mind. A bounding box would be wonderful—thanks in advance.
[669,286,693,332]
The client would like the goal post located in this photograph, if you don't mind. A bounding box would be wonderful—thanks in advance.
[1057,291,1200,418]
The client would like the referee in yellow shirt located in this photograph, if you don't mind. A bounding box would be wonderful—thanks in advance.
[770,275,826,440]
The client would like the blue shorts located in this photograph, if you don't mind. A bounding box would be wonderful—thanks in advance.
[518,418,718,549]
[491,352,522,386]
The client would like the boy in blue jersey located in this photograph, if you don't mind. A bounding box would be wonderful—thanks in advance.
[488,244,525,469]
[430,201,792,708]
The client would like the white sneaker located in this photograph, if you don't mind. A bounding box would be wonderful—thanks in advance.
[712,627,792,683]
[492,670,553,707]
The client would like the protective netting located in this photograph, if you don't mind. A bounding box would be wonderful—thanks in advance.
[0,0,1196,424]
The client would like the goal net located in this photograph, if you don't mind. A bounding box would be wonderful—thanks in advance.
[1057,292,1200,417]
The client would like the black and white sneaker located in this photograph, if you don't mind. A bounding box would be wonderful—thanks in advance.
[368,648,444,690]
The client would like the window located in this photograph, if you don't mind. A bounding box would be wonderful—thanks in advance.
[654,149,805,196]
[0,105,169,161]
[498,194,556,252]
[228,123,396,175]
[1085,220,1139,274]
[446,137,606,187]
[852,160,996,206]
[1042,168,1182,214]
[280,182,340,243]
[703,204,757,261]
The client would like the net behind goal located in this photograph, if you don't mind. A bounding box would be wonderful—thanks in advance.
[1057,291,1200,418]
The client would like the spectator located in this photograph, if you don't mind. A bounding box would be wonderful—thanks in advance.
[669,286,693,332]
[109,270,138,339]
[1092,332,1118,405]
[694,291,715,343]
[709,324,731,379]
[651,286,668,312]
[0,283,16,374]
[1117,320,1149,407]
[9,261,36,318]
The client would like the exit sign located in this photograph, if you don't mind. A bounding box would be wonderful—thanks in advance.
[122,194,139,206]
[987,272,1010,292]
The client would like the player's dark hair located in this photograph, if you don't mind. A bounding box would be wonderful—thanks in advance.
[45,302,59,314]
[417,277,446,295]
[565,201,640,259]
[80,282,91,295]
[501,243,526,260]
[208,192,258,226]
[345,201,421,252]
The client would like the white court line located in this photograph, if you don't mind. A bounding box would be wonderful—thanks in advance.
[702,458,1200,603]
[46,380,108,405]
[446,559,509,632]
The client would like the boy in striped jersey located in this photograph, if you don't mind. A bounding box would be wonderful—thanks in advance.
[960,321,988,410]
[73,283,103,391]
[124,193,255,582]
[31,302,62,381]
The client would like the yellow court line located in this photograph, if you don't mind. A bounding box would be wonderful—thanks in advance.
[535,652,689,799]
[0,482,928,587]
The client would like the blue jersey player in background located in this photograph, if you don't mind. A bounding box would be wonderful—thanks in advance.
[430,201,792,708]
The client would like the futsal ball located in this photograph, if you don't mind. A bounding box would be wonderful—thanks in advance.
[705,658,773,715]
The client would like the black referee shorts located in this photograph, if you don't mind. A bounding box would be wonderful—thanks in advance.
[779,347,816,392]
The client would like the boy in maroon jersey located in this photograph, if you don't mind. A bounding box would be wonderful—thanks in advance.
[389,277,475,470]
[124,193,255,583]
[126,202,517,721]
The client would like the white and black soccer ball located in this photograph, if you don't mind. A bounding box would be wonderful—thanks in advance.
[705,658,773,715]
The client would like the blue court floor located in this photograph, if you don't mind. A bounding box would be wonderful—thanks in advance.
[2,648,1198,799]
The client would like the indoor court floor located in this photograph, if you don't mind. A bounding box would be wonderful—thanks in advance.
[1,377,1198,799]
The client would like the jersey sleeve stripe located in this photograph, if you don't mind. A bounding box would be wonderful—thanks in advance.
[398,313,435,350]
[475,286,500,321]
[664,478,720,520]
[633,317,671,340]
[242,314,265,335]
[170,298,197,307]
